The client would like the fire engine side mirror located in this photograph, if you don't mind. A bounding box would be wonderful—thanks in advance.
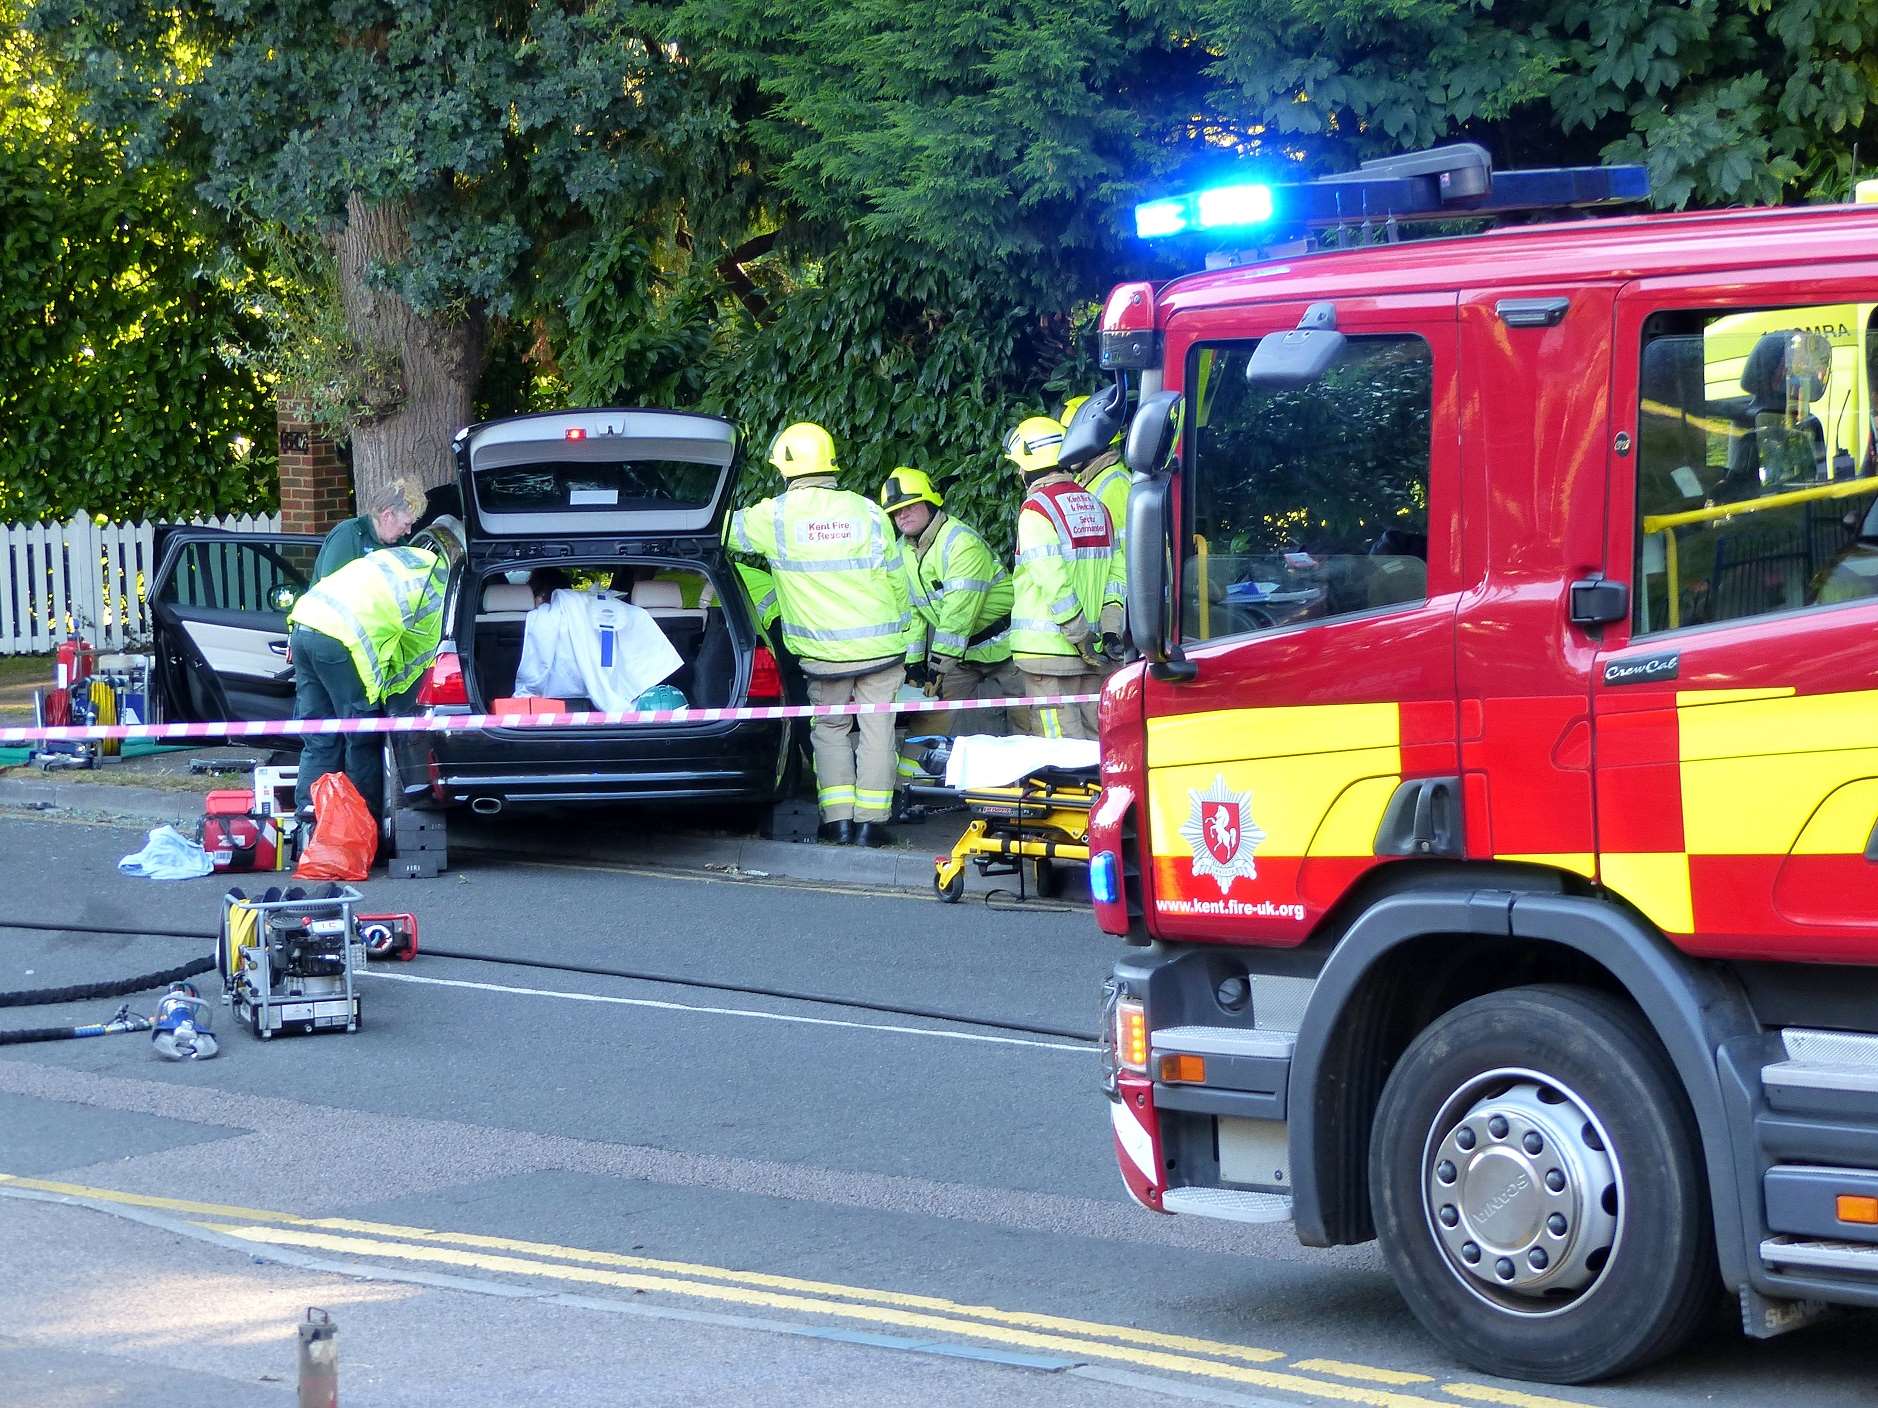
[1126,477,1193,679]
[1246,302,1346,389]
[1124,391,1182,477]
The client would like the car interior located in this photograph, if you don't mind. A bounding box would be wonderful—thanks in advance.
[467,565,739,710]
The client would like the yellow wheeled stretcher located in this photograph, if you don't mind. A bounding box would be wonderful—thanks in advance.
[928,765,1100,903]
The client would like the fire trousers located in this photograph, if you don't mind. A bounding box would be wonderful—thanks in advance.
[923,656,1028,737]
[1012,667,1105,741]
[805,660,904,823]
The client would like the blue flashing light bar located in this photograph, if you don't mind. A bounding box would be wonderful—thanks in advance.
[1133,145,1649,243]
[1135,182,1276,241]
[1133,198,1189,240]
[1090,851,1121,906]
[1196,183,1275,229]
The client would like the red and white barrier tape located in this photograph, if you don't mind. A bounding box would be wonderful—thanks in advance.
[0,691,1100,746]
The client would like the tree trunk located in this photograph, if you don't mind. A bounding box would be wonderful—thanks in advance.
[336,193,486,510]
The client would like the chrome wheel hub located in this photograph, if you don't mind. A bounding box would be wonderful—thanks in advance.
[1422,1070,1622,1314]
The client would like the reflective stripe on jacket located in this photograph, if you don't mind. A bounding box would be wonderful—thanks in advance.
[1010,474,1123,660]
[288,546,447,704]
[729,482,910,664]
[902,512,1013,667]
[1079,454,1131,578]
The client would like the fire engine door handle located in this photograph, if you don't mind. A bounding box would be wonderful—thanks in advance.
[1374,776,1464,858]
[1569,577,1628,628]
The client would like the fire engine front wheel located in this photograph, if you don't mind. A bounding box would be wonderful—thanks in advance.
[1369,984,1715,1384]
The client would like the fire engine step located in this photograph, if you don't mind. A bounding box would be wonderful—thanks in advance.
[1150,1025,1296,1058]
[1763,1028,1878,1098]
[1760,1236,1878,1275]
[1160,1186,1293,1224]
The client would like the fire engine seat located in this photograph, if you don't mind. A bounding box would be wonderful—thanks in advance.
[1722,332,1828,498]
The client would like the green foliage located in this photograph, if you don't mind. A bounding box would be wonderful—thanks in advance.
[697,237,1069,559]
[0,2,276,522]
[211,223,392,442]
[20,0,1878,539]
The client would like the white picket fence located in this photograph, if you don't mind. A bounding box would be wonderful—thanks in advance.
[0,509,281,654]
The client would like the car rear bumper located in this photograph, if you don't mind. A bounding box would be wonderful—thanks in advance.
[390,718,791,809]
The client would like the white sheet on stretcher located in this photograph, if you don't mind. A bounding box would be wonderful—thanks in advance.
[943,735,1100,790]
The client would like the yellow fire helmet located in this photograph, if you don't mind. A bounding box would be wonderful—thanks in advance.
[1004,416,1066,474]
[769,422,839,478]
[879,467,943,513]
[1059,394,1090,426]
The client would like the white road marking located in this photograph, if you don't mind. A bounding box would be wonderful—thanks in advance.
[362,969,1092,1053]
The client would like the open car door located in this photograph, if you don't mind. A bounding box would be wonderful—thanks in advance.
[148,529,320,723]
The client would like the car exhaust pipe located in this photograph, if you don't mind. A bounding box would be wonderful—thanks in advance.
[470,797,503,815]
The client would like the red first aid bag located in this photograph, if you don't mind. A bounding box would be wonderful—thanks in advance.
[293,772,378,881]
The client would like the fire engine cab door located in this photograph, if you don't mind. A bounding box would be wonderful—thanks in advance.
[1594,267,1878,962]
[1140,299,1461,944]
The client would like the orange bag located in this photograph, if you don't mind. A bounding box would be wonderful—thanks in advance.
[293,772,378,881]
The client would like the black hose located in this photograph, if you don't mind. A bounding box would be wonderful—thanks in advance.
[0,1021,136,1045]
[0,956,215,1008]
[0,1025,96,1045]
[0,917,1096,1044]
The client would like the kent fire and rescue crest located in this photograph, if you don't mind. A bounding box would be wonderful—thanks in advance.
[1179,775,1265,895]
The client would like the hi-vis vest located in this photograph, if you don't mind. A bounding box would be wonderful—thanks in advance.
[1011,476,1124,660]
[730,484,911,664]
[1079,456,1131,572]
[288,546,446,704]
[903,513,1013,666]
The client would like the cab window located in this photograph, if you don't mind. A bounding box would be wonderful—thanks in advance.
[1633,303,1878,635]
[1182,335,1432,643]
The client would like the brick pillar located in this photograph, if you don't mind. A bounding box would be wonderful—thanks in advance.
[277,399,355,535]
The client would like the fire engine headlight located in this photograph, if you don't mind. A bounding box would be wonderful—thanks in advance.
[1116,999,1148,1073]
[1090,851,1120,906]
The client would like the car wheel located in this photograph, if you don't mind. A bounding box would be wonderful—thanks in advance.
[1369,984,1715,1383]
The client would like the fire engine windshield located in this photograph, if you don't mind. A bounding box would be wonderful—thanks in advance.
[1181,335,1432,642]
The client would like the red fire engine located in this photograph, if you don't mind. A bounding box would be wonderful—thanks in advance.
[1074,143,1878,1383]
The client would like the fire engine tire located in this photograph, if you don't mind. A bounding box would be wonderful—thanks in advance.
[1368,984,1715,1384]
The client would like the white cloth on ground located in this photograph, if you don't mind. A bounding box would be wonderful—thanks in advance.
[513,589,682,710]
[943,734,1099,789]
[117,825,215,879]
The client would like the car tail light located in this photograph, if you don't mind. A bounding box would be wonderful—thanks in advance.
[748,645,783,703]
[418,651,468,708]
[1099,281,1160,371]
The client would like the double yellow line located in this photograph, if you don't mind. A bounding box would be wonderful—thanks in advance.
[0,1174,1593,1408]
